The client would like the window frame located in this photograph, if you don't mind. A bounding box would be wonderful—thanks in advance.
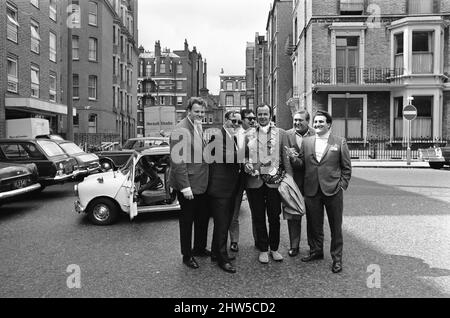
[88,75,98,100]
[49,72,57,102]
[30,19,41,54]
[88,1,98,26]
[49,32,57,62]
[89,37,98,62]
[7,56,18,93]
[31,65,40,98]
[7,4,19,43]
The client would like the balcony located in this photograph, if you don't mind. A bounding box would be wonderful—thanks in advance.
[312,68,404,91]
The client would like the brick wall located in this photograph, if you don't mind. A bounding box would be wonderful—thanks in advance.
[367,92,390,139]
[311,24,331,69]
[365,28,390,69]
[311,0,407,16]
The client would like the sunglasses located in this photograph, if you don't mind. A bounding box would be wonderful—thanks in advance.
[231,119,242,124]
[245,117,256,121]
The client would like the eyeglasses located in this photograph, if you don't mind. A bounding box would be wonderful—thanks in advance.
[245,117,256,121]
[231,119,242,124]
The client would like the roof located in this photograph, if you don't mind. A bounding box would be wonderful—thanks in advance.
[139,52,181,59]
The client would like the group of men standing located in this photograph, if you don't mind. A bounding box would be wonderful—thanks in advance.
[169,97,352,274]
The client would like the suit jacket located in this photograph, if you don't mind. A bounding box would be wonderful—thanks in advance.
[207,127,241,198]
[245,125,293,189]
[300,134,352,197]
[168,118,209,195]
[286,127,315,195]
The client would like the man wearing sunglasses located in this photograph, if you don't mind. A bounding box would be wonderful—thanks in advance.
[228,109,259,254]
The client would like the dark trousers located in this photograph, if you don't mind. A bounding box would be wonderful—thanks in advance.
[304,187,343,262]
[246,184,281,252]
[177,192,210,258]
[210,196,234,264]
[287,218,302,249]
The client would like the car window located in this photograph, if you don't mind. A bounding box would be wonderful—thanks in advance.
[22,143,46,159]
[0,144,31,160]
[122,140,136,150]
[36,140,66,157]
[59,142,84,155]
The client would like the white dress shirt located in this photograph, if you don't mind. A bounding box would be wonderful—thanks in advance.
[315,131,331,162]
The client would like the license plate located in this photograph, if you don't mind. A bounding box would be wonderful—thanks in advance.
[14,178,29,189]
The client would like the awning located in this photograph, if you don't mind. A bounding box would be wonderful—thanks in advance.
[5,97,76,116]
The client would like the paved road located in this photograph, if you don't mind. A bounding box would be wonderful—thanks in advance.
[0,168,449,298]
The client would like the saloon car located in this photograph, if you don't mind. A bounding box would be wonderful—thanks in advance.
[419,143,450,169]
[0,162,41,203]
[0,139,78,190]
[74,146,179,225]
[95,137,169,171]
[51,140,100,178]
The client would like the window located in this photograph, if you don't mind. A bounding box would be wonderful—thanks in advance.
[88,75,97,100]
[7,56,18,93]
[71,0,80,27]
[49,0,57,21]
[88,114,97,133]
[394,96,433,139]
[226,81,233,91]
[336,36,359,84]
[31,65,40,98]
[88,1,98,26]
[73,114,79,126]
[146,64,152,77]
[7,4,19,43]
[412,31,434,74]
[226,95,234,106]
[177,96,183,106]
[340,0,364,15]
[30,20,41,54]
[89,38,98,61]
[160,62,166,73]
[49,32,57,62]
[331,97,363,139]
[73,74,79,99]
[72,36,79,60]
[394,32,404,71]
[209,114,213,124]
[30,0,39,8]
[176,64,183,74]
[49,73,56,102]
[241,82,246,91]
[248,98,254,107]
[176,81,183,90]
[240,95,246,106]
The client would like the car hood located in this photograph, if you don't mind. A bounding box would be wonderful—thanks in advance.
[83,170,126,183]
[76,153,99,164]
[0,164,32,179]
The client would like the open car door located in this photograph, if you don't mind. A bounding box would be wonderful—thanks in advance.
[128,154,138,220]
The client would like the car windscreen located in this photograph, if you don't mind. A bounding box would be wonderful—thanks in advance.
[122,140,136,150]
[59,142,84,155]
[36,140,66,157]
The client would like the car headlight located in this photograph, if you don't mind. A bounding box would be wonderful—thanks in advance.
[74,184,78,197]
[59,163,64,170]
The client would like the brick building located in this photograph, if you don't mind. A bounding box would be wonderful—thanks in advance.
[1,0,70,137]
[219,73,247,114]
[137,40,216,136]
[291,0,450,142]
[267,0,293,129]
[70,0,139,144]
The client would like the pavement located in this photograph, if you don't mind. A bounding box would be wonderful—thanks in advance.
[352,160,430,168]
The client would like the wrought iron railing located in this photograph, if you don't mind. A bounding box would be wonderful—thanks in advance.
[312,68,405,85]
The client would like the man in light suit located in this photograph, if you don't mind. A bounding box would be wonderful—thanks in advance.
[169,97,210,269]
[297,110,352,273]
[207,111,242,273]
[245,105,293,264]
[285,110,315,257]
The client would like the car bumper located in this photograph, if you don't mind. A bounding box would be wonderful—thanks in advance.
[42,171,78,183]
[0,183,41,200]
[74,165,101,176]
[74,200,86,214]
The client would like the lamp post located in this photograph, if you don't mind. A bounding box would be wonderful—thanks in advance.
[66,3,74,141]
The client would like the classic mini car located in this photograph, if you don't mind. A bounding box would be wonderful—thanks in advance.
[51,140,100,178]
[95,137,169,171]
[419,144,450,169]
[74,147,180,225]
[0,162,41,203]
[0,139,78,190]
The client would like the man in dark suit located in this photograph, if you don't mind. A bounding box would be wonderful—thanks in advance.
[169,97,210,269]
[285,110,315,257]
[245,105,293,264]
[297,110,352,273]
[206,111,242,273]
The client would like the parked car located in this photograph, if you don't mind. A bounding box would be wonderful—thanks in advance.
[0,139,78,190]
[51,140,100,178]
[74,146,179,225]
[419,143,450,169]
[0,162,41,203]
[95,137,170,171]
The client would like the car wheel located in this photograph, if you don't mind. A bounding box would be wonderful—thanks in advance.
[87,198,119,226]
[429,162,444,170]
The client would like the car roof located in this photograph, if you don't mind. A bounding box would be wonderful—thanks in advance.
[128,137,169,141]
[140,146,170,156]
[0,138,57,143]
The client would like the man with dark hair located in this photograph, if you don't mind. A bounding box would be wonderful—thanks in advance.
[244,105,292,264]
[207,111,241,273]
[296,110,352,273]
[285,109,315,257]
[169,97,210,269]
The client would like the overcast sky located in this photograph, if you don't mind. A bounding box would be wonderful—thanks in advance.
[138,0,274,95]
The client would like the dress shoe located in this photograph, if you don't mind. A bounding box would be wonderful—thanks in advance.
[219,262,236,274]
[270,250,284,262]
[192,249,212,257]
[301,252,324,262]
[230,242,239,252]
[182,257,199,269]
[288,248,300,257]
[332,261,343,274]
[211,255,236,262]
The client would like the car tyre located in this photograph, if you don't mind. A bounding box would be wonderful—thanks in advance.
[87,198,119,226]
[429,162,444,170]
